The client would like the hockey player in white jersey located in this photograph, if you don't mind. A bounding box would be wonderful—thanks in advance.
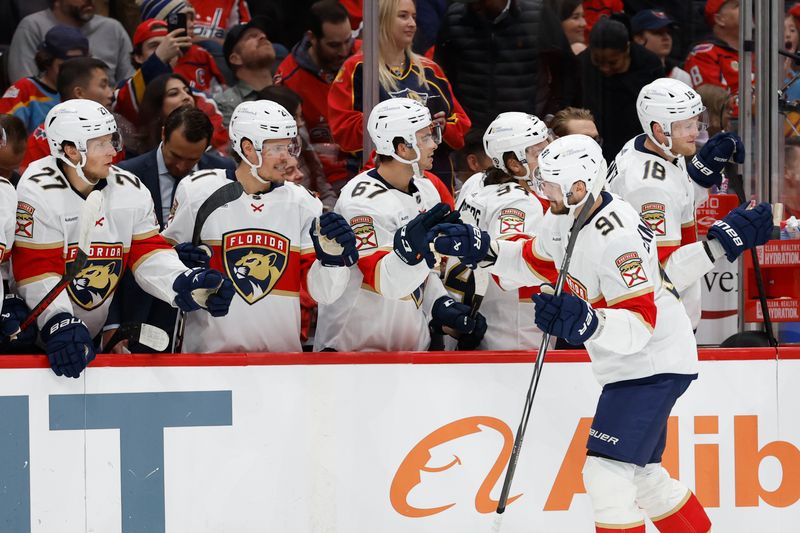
[444,112,550,350]
[163,100,357,353]
[431,134,772,532]
[607,77,745,328]
[12,100,234,377]
[314,97,487,352]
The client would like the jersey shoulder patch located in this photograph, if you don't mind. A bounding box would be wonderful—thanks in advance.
[350,214,378,251]
[615,251,649,289]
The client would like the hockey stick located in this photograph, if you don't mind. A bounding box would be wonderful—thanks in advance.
[173,180,244,352]
[18,190,104,332]
[495,193,597,515]
[105,322,170,352]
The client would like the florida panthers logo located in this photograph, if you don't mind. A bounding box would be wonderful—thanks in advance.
[67,243,123,310]
[223,230,290,304]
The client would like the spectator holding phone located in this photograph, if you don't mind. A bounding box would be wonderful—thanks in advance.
[327,0,470,191]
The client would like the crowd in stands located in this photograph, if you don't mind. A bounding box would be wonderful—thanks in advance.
[0,0,797,355]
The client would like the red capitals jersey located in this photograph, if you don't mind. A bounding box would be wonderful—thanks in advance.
[20,123,125,174]
[583,0,624,41]
[275,38,358,184]
[162,169,349,353]
[13,157,188,336]
[174,45,226,95]
[684,39,740,93]
[192,0,251,41]
[327,52,471,155]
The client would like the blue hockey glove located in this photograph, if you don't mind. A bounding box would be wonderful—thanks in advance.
[456,312,488,351]
[393,203,455,268]
[689,132,744,188]
[707,202,773,262]
[1,294,37,345]
[173,267,235,316]
[41,312,96,379]
[430,295,486,339]
[175,242,212,268]
[533,292,599,345]
[310,212,359,267]
[429,223,491,269]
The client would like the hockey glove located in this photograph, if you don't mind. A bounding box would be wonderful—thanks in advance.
[428,223,491,269]
[175,242,212,268]
[533,292,599,345]
[689,132,745,188]
[173,267,235,317]
[1,294,37,345]
[393,203,455,268]
[706,202,773,262]
[430,295,486,339]
[310,212,359,267]
[42,312,96,379]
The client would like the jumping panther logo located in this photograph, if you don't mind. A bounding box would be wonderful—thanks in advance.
[223,230,290,304]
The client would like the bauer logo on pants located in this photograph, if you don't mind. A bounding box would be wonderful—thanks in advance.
[223,229,289,304]
[67,243,123,310]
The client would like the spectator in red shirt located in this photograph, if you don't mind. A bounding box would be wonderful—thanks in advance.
[275,0,357,187]
[582,0,624,40]
[20,57,118,173]
[684,0,740,93]
[328,0,470,192]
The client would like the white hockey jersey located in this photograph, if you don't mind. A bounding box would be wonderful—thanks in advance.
[13,157,189,336]
[314,169,447,352]
[445,172,549,350]
[0,178,16,303]
[163,169,348,353]
[608,135,703,328]
[491,192,698,386]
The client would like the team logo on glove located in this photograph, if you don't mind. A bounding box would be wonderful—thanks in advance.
[615,251,649,288]
[67,242,123,310]
[640,202,666,236]
[223,229,289,304]
[351,216,378,251]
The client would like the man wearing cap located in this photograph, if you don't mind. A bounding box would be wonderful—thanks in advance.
[0,26,89,134]
[7,0,134,85]
[216,21,276,127]
[684,0,740,93]
[631,10,691,86]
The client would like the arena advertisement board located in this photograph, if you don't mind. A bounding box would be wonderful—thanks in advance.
[0,350,797,532]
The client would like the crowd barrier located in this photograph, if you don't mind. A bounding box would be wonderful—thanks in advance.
[1,347,799,532]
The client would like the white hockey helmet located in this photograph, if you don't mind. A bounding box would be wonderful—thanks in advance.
[44,99,121,184]
[229,100,299,182]
[367,97,436,169]
[637,77,707,158]
[483,112,550,174]
[534,134,607,215]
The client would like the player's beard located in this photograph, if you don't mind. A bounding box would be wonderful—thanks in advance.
[67,3,95,23]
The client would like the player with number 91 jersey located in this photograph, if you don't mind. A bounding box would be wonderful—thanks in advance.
[13,157,189,336]
[314,168,448,351]
[445,172,549,349]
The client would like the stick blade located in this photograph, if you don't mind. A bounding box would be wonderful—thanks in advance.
[137,324,170,351]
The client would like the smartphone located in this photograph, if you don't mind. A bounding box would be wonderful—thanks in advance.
[167,12,187,34]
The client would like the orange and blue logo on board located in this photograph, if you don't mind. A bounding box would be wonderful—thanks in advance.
[223,229,290,304]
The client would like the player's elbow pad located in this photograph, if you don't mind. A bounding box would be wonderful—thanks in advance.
[588,308,653,355]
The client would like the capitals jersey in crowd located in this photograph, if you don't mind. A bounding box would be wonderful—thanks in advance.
[163,170,348,353]
[192,0,250,40]
[314,169,447,352]
[12,158,188,336]
[445,173,549,350]
[684,39,740,93]
[0,77,59,134]
[491,192,697,386]
[0,179,16,302]
[607,135,702,327]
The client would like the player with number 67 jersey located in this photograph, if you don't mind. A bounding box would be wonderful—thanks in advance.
[444,112,551,350]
